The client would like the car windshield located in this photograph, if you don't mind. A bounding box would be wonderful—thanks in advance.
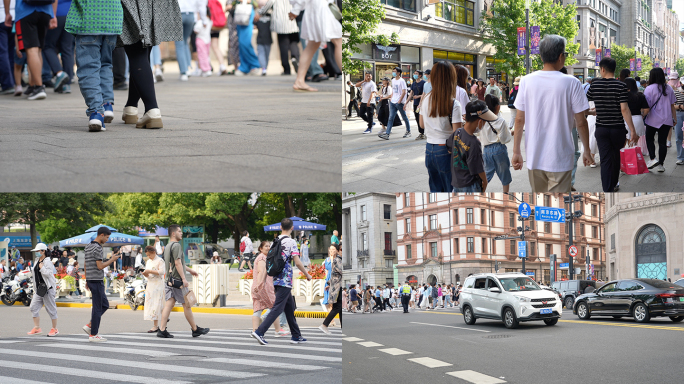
[498,277,541,292]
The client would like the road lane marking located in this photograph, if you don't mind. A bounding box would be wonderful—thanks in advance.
[45,337,343,362]
[559,319,684,331]
[447,370,507,384]
[357,341,384,347]
[0,377,56,384]
[378,348,413,356]
[343,337,364,342]
[409,322,491,333]
[407,357,453,368]
[0,359,192,384]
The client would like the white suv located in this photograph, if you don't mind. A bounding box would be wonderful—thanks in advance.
[460,273,562,329]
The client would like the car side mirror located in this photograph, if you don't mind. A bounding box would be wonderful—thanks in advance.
[488,287,501,293]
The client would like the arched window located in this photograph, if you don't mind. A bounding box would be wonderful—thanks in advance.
[635,224,667,280]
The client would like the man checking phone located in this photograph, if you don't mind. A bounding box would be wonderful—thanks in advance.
[83,226,118,342]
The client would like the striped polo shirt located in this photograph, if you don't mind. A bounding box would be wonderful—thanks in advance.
[675,89,684,106]
[586,78,629,129]
[84,241,104,281]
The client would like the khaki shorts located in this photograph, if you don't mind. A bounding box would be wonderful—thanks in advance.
[528,169,572,192]
[165,285,189,304]
[351,300,358,306]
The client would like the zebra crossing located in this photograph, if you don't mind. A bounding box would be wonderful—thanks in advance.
[0,327,343,384]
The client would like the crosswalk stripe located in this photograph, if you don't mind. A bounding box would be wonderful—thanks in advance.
[342,337,364,342]
[0,348,263,379]
[0,340,25,344]
[446,370,507,384]
[0,359,192,384]
[39,342,176,357]
[0,377,54,384]
[47,337,343,362]
[378,348,412,356]
[357,341,383,347]
[103,334,342,353]
[204,357,326,371]
[208,330,344,341]
[407,357,453,368]
[119,332,342,346]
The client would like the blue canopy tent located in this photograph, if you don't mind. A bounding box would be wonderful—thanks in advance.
[59,225,144,248]
[263,216,327,232]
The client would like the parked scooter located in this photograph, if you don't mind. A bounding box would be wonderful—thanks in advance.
[123,272,146,311]
[1,270,33,306]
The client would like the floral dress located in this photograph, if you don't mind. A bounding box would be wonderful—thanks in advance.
[143,256,165,321]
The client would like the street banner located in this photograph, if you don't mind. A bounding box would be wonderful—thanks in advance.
[605,48,611,57]
[654,61,660,68]
[530,26,540,55]
[665,67,670,75]
[595,49,601,66]
[517,27,526,55]
[630,59,635,71]
[637,58,642,71]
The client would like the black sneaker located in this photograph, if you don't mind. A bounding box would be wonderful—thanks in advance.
[192,326,210,337]
[28,86,47,100]
[291,57,299,74]
[156,329,174,338]
[23,85,35,96]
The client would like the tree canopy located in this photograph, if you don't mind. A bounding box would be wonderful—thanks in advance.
[342,0,399,75]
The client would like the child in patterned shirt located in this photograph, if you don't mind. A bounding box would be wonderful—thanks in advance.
[65,0,123,132]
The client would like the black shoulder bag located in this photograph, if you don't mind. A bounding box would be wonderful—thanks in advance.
[166,243,183,289]
[35,259,48,297]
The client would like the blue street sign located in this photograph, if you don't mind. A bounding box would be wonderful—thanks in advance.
[559,263,569,269]
[518,202,531,218]
[526,272,535,276]
[518,241,527,258]
[535,207,565,223]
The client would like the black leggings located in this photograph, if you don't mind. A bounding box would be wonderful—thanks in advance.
[323,288,341,328]
[645,124,671,164]
[124,41,158,112]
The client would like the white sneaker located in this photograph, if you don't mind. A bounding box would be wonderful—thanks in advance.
[201,71,212,77]
[82,324,91,335]
[318,325,332,335]
[667,140,672,147]
[249,68,262,76]
[189,68,202,77]
[122,106,138,124]
[647,158,660,169]
[89,335,107,342]
[180,74,189,82]
[136,108,163,129]
[657,164,665,173]
[676,160,684,165]
[235,70,246,76]
[155,68,164,82]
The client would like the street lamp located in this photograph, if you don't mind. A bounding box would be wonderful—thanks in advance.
[525,0,531,75]
[503,192,530,274]
[563,193,584,280]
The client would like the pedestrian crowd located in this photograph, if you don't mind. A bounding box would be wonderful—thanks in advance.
[347,34,682,193]
[344,281,461,314]
[0,0,342,131]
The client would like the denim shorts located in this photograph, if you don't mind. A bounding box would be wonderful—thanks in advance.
[483,142,512,186]
[14,50,27,67]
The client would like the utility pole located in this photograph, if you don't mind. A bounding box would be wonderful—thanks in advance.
[564,193,584,280]
[525,6,530,75]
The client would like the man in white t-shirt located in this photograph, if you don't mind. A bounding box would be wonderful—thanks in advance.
[485,78,501,100]
[355,72,377,134]
[379,67,412,140]
[239,231,254,272]
[512,34,593,192]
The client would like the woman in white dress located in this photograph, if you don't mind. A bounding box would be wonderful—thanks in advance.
[142,246,165,332]
[289,0,342,92]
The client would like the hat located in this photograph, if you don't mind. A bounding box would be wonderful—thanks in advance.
[466,100,498,122]
[381,76,390,81]
[477,78,484,83]
[424,69,431,75]
[669,71,679,80]
[30,243,48,252]
[213,251,219,257]
[513,76,521,86]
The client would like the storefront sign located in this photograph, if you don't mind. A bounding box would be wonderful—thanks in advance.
[530,26,540,55]
[517,27,526,55]
[636,58,642,71]
[372,44,401,62]
[1,236,41,248]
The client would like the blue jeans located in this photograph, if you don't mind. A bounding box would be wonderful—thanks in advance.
[257,44,271,70]
[386,102,411,136]
[571,127,581,185]
[483,142,512,186]
[453,181,482,193]
[176,12,195,74]
[676,111,684,161]
[425,143,452,192]
[74,35,116,116]
[0,24,14,89]
[237,10,261,73]
[150,45,162,69]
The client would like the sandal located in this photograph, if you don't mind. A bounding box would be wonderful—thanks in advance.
[148,328,159,333]
[293,85,318,92]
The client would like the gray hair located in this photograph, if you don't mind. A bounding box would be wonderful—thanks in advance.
[539,34,566,64]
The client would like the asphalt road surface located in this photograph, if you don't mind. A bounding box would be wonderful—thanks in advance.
[343,305,684,384]
[0,75,340,192]
[0,306,342,384]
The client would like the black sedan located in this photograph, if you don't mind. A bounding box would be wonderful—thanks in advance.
[572,278,684,323]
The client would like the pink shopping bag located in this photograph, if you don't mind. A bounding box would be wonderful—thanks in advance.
[620,146,649,175]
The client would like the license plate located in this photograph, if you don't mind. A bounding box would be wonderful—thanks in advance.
[540,308,552,315]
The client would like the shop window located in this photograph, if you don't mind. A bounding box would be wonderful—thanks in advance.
[435,0,475,26]
[382,0,416,13]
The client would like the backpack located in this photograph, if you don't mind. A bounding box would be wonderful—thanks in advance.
[508,88,518,108]
[239,240,246,253]
[234,1,253,26]
[265,236,285,277]
[208,0,227,29]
